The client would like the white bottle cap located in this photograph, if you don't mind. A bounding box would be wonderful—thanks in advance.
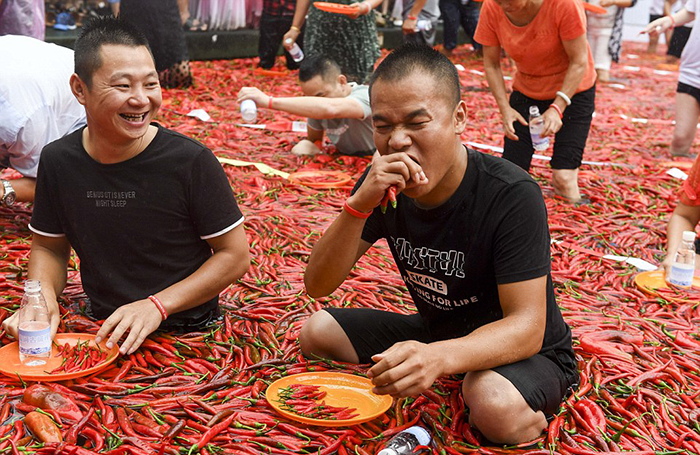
[377,449,397,455]
[24,279,41,293]
[683,231,696,242]
[285,38,292,44]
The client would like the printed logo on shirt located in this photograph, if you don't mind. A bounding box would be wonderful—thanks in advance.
[86,190,136,208]
[326,124,350,138]
[406,270,448,295]
[404,278,480,311]
[392,237,465,278]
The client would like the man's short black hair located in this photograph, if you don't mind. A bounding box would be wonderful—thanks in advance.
[299,55,342,83]
[74,16,153,88]
[369,44,461,108]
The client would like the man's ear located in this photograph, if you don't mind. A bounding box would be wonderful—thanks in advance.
[70,73,88,106]
[337,74,348,86]
[454,99,468,135]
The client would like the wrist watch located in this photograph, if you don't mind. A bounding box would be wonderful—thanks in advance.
[1,180,16,206]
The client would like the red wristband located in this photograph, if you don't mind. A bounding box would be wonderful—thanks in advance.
[268,96,273,109]
[148,295,168,320]
[343,201,372,219]
[549,103,563,119]
[667,15,675,28]
[407,14,418,20]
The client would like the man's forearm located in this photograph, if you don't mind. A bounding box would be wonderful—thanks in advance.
[305,211,369,297]
[429,313,545,377]
[272,97,363,120]
[27,242,71,310]
[152,247,249,317]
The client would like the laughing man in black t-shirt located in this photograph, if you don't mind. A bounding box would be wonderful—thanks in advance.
[301,45,577,445]
[1,18,250,356]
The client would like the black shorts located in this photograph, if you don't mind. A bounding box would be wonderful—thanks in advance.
[325,307,578,417]
[649,13,663,22]
[678,81,700,107]
[668,26,692,58]
[503,85,595,171]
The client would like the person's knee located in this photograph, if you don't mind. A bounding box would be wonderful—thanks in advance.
[299,310,359,363]
[462,372,546,444]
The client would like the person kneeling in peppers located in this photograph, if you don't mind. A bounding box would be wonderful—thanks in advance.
[237,55,376,157]
[301,44,576,445]
[1,17,250,355]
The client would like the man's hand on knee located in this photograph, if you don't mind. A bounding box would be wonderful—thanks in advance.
[368,340,442,398]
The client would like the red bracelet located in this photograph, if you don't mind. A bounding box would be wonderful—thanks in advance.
[343,201,372,219]
[268,96,274,109]
[148,295,168,320]
[667,15,675,28]
[549,103,563,119]
[407,14,418,20]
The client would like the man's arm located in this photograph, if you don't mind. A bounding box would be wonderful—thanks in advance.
[368,275,547,398]
[238,87,366,120]
[1,233,71,339]
[305,153,428,297]
[1,177,36,203]
[95,223,250,354]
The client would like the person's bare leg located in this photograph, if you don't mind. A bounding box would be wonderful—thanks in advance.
[552,168,581,202]
[299,310,359,363]
[647,33,659,54]
[463,370,548,444]
[596,68,610,83]
[670,92,700,157]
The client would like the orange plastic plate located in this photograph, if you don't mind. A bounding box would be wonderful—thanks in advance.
[0,333,119,382]
[634,270,700,302]
[313,1,361,15]
[582,2,607,14]
[266,372,393,427]
[288,170,353,189]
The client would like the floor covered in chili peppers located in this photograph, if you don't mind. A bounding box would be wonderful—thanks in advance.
[1,41,699,455]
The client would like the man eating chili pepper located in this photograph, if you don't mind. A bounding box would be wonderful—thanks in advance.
[301,44,577,445]
[1,17,250,356]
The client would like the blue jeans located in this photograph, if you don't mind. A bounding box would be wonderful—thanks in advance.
[438,0,481,51]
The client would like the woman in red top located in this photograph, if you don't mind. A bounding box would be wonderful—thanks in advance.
[475,0,596,203]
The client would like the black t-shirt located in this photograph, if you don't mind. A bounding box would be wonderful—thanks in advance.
[30,124,244,323]
[360,147,571,356]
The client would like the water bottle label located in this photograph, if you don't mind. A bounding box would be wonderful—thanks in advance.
[531,134,549,151]
[19,326,51,356]
[669,265,694,287]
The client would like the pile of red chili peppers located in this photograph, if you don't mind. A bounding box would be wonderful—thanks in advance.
[49,341,109,374]
[0,43,698,455]
[276,384,359,421]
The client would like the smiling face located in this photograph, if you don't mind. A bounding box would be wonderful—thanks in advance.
[370,70,468,206]
[72,44,161,147]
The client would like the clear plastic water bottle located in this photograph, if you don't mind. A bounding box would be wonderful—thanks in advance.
[240,99,257,123]
[377,426,431,455]
[529,106,549,151]
[18,280,51,366]
[285,39,304,63]
[669,230,696,288]
[415,20,433,32]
